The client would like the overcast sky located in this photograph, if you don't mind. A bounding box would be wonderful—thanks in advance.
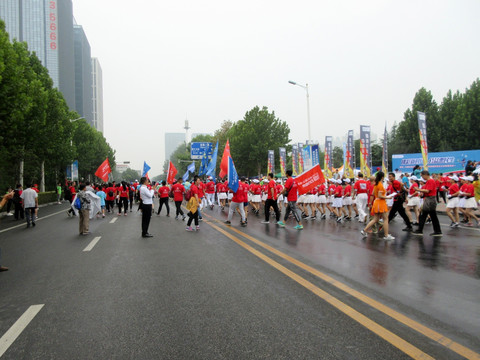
[73,0,479,177]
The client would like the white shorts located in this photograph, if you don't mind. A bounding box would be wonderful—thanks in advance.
[332,198,343,208]
[261,194,267,201]
[297,195,305,203]
[386,198,394,207]
[463,197,477,209]
[252,194,261,202]
[329,195,335,204]
[228,193,233,200]
[218,192,227,200]
[407,196,421,207]
[343,197,352,206]
[304,195,315,204]
[317,195,327,204]
[248,194,252,202]
[277,194,284,202]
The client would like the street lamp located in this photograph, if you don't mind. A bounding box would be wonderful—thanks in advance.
[288,80,311,143]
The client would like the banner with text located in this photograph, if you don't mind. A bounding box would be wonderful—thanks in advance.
[302,144,312,171]
[324,136,333,178]
[417,111,429,170]
[311,144,320,167]
[279,147,287,177]
[292,144,298,176]
[267,150,275,174]
[345,130,354,178]
[360,125,372,177]
[382,125,388,174]
[297,143,304,173]
[295,164,326,195]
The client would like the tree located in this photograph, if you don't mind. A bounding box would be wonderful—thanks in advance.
[228,106,290,176]
[332,146,343,168]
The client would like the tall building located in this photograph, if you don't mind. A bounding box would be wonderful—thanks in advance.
[73,24,93,126]
[0,0,76,110]
[165,133,186,162]
[92,57,104,133]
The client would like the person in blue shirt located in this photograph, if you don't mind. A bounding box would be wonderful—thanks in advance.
[402,173,410,189]
[96,186,107,218]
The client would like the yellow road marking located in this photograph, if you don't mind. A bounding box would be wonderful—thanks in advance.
[205,214,480,360]
[206,220,433,360]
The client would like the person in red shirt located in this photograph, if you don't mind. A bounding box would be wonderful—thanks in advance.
[66,181,77,217]
[117,181,130,216]
[277,170,303,229]
[261,182,268,206]
[217,180,228,210]
[405,176,420,225]
[445,176,460,227]
[248,179,261,215]
[353,173,369,223]
[198,181,206,221]
[205,178,216,209]
[332,179,344,222]
[156,180,171,216]
[343,179,353,220]
[459,176,478,226]
[387,173,413,231]
[412,170,442,236]
[327,180,337,218]
[316,183,327,220]
[262,173,280,224]
[225,177,247,226]
[171,178,186,220]
[32,184,40,193]
[105,182,116,214]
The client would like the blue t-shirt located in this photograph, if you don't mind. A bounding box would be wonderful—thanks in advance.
[96,191,106,206]
[402,176,409,189]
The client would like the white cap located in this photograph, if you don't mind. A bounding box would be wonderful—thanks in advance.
[419,178,426,182]
[337,179,343,184]
[409,176,418,181]
[467,176,474,182]
[253,179,260,183]
[276,179,281,183]
[449,175,459,181]
[344,178,351,184]
[460,176,467,180]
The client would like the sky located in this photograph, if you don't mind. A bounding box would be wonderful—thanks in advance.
[72,0,480,177]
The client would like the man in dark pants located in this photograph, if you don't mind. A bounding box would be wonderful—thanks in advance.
[387,173,413,231]
[261,173,280,224]
[139,177,154,238]
[412,170,442,236]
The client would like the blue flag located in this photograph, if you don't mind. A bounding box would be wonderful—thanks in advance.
[187,161,196,173]
[199,150,208,176]
[182,170,189,182]
[142,161,151,177]
[205,141,218,181]
[228,156,239,193]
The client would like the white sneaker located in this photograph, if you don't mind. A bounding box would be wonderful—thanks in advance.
[261,220,270,224]
[383,234,395,241]
[360,230,367,237]
[6,212,13,216]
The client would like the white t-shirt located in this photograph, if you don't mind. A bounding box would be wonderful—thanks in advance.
[20,188,38,208]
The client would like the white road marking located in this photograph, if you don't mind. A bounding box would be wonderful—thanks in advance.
[109,217,118,224]
[0,304,44,357]
[0,210,67,234]
[83,236,101,252]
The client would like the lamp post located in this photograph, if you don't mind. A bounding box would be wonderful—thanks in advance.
[288,80,311,143]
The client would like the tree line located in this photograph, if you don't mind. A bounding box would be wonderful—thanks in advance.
[0,21,115,192]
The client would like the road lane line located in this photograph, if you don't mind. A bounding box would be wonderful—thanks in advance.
[0,209,67,234]
[83,236,101,252]
[206,221,433,360]
[205,215,480,360]
[109,217,118,224]
[0,304,44,357]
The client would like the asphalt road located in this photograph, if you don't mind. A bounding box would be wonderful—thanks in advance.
[0,201,479,359]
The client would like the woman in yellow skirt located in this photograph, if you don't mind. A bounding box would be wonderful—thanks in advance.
[361,172,395,241]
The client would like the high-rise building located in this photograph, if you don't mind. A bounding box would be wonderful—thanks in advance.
[73,24,93,126]
[0,0,76,110]
[92,57,103,133]
[165,133,186,162]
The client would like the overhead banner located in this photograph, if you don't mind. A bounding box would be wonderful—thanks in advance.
[292,144,298,176]
[72,160,79,181]
[302,145,312,171]
[345,130,354,178]
[295,164,326,195]
[360,125,371,177]
[311,144,320,167]
[382,124,388,174]
[298,143,304,173]
[324,136,333,178]
[417,111,429,170]
[267,150,275,174]
[279,147,287,177]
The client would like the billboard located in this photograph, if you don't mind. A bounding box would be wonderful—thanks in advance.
[191,142,213,160]
[392,149,480,174]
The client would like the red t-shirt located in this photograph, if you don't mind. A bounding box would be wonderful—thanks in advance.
[261,184,268,194]
[334,185,343,197]
[172,183,185,201]
[448,183,459,196]
[106,187,115,200]
[460,183,474,197]
[198,183,205,198]
[205,181,215,194]
[276,184,283,195]
[267,180,277,200]
[284,177,298,202]
[354,179,368,194]
[69,186,76,195]
[328,184,336,196]
[318,184,326,195]
[119,186,129,198]
[190,184,199,198]
[423,179,437,197]
[251,184,261,195]
[232,182,245,203]
[409,182,419,197]
[158,186,170,198]
[344,185,352,197]
[243,183,250,202]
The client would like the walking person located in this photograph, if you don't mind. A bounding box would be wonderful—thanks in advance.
[277,170,303,229]
[387,172,413,231]
[117,182,129,216]
[405,176,421,225]
[139,177,154,237]
[186,176,201,231]
[20,184,38,228]
[225,177,247,227]
[66,181,77,217]
[261,173,280,224]
[412,170,442,236]
[12,184,24,220]
[171,178,186,220]
[96,186,107,218]
[77,184,91,235]
[56,182,62,204]
[156,181,170,216]
[445,175,460,227]
[353,173,369,223]
[361,171,395,241]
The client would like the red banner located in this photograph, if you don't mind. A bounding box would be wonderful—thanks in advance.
[167,161,178,184]
[295,164,325,195]
[94,158,111,182]
[219,139,231,178]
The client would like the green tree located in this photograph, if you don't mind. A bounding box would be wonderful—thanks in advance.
[332,146,343,168]
[228,106,290,176]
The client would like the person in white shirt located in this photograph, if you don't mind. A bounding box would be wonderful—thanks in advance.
[139,177,155,237]
[20,184,38,228]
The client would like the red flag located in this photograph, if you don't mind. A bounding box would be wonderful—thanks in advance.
[167,161,178,184]
[295,164,325,195]
[219,139,231,178]
[95,158,111,182]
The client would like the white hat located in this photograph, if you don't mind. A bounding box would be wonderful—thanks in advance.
[276,179,281,183]
[449,175,459,182]
[253,179,260,183]
[344,178,351,184]
[466,176,474,182]
[460,176,467,180]
[337,179,343,184]
[409,176,418,181]
[419,177,426,182]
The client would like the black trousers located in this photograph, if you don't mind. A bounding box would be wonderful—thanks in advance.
[157,197,170,215]
[388,200,411,227]
[265,199,280,222]
[14,203,24,219]
[175,201,184,217]
[417,208,441,234]
[142,204,152,236]
[284,201,301,223]
[187,210,199,226]
[106,200,114,212]
[118,197,128,214]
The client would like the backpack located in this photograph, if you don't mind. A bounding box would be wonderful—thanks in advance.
[108,189,114,197]
[184,189,192,201]
[74,196,82,210]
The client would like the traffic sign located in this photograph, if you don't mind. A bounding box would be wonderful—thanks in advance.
[191,142,213,160]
